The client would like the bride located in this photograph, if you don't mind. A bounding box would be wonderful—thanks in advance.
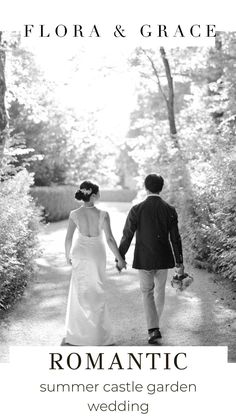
[64,180,126,346]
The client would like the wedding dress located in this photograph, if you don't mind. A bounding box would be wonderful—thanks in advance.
[65,208,114,345]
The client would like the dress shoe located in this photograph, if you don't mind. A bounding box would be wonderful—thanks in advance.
[148,328,162,344]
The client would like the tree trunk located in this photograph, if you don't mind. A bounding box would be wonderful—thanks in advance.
[159,47,178,140]
[157,47,194,213]
[143,47,179,147]
[0,31,8,162]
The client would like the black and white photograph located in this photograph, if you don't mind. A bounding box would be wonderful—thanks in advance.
[0,1,235,417]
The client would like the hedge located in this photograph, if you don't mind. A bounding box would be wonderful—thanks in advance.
[0,170,40,312]
[30,186,137,222]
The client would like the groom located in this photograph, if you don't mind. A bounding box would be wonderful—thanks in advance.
[118,174,184,344]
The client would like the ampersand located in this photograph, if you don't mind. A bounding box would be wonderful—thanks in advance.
[114,25,126,38]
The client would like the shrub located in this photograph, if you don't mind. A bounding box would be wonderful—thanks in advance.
[32,159,67,186]
[207,185,236,281]
[0,169,40,311]
[30,185,78,221]
[180,191,213,270]
[181,163,236,281]
[30,186,137,222]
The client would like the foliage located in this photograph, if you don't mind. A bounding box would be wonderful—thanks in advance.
[62,115,120,188]
[5,44,127,188]
[128,35,236,281]
[2,31,235,287]
[6,46,70,186]
[180,116,236,280]
[0,169,40,311]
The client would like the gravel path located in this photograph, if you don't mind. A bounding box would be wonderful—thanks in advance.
[0,203,236,362]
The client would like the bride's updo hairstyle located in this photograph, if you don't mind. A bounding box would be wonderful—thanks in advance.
[75,181,99,202]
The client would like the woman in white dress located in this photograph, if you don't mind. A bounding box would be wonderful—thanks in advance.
[64,181,126,346]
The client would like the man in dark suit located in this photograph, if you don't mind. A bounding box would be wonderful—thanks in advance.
[118,174,184,344]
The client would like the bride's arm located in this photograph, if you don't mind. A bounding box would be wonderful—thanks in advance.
[65,217,76,264]
[103,212,126,269]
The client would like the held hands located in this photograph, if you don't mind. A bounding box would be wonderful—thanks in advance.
[66,255,72,265]
[116,258,127,272]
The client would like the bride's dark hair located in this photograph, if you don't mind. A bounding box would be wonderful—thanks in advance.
[75,181,99,202]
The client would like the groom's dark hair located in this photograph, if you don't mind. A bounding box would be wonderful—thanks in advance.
[144,174,164,193]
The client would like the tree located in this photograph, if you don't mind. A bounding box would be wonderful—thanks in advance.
[0,33,40,311]
[6,45,71,185]
[128,46,193,208]
[142,47,177,139]
[6,42,126,187]
[0,31,8,162]
[127,38,236,280]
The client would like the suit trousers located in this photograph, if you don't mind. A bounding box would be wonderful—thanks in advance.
[138,269,168,330]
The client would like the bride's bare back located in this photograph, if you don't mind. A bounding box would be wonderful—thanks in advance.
[71,207,103,237]
[65,205,126,270]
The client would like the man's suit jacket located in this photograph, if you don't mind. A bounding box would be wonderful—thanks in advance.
[119,195,183,270]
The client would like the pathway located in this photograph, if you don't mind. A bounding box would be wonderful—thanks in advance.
[0,203,236,362]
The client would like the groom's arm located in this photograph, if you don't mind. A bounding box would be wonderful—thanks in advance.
[169,208,183,266]
[118,206,137,260]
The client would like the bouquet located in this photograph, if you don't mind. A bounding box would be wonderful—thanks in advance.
[171,272,194,292]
